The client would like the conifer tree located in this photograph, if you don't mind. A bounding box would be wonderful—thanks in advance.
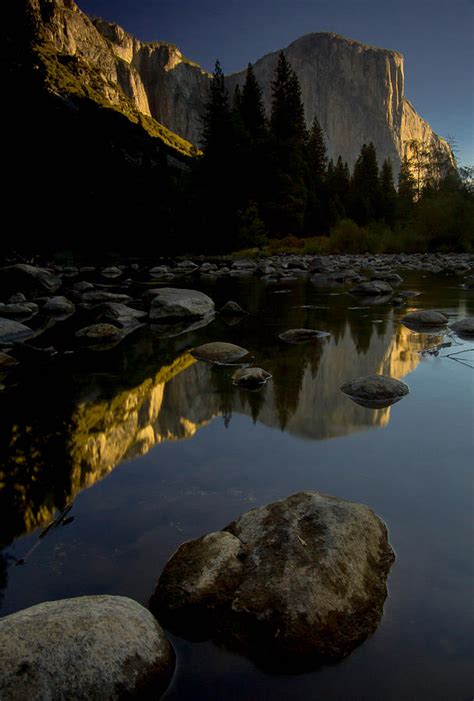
[307,115,327,182]
[349,142,381,225]
[305,115,328,233]
[379,158,397,226]
[397,156,417,221]
[240,63,266,139]
[201,60,232,157]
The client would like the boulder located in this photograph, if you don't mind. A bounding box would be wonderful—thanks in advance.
[219,301,248,316]
[72,281,94,292]
[0,264,61,297]
[232,367,272,389]
[349,281,394,296]
[279,328,330,344]
[101,266,123,278]
[0,595,174,700]
[0,303,35,317]
[42,296,75,316]
[341,374,409,408]
[91,302,147,328]
[401,310,448,330]
[149,288,215,320]
[152,491,394,668]
[191,342,249,364]
[82,291,132,305]
[449,317,474,338]
[0,318,35,344]
[75,323,122,346]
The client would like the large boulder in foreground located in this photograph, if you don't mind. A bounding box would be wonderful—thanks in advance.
[0,264,61,297]
[149,288,215,320]
[0,595,175,699]
[152,491,394,669]
[341,374,409,408]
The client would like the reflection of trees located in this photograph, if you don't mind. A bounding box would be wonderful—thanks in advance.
[347,313,375,354]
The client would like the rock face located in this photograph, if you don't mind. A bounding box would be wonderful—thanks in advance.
[0,595,175,699]
[29,0,451,172]
[227,33,452,174]
[152,491,394,668]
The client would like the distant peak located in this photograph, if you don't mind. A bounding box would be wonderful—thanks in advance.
[286,32,404,59]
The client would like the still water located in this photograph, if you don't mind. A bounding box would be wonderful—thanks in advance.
[0,271,473,699]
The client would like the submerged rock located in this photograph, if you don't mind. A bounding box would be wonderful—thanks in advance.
[232,367,272,389]
[191,342,249,364]
[349,281,394,296]
[219,301,248,316]
[449,317,474,338]
[279,328,330,344]
[82,291,132,305]
[0,317,35,344]
[0,303,36,317]
[341,374,409,408]
[149,288,215,320]
[0,595,174,700]
[152,491,394,668]
[401,310,448,330]
[91,302,148,328]
[101,266,123,278]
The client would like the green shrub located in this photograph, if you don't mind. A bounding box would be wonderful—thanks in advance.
[329,219,369,253]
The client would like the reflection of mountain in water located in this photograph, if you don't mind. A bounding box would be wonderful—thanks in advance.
[0,316,439,542]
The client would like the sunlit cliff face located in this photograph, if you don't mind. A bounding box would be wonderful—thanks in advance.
[0,315,443,540]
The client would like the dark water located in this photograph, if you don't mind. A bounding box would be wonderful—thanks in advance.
[1,271,473,700]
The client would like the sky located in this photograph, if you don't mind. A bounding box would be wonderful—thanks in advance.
[80,0,473,165]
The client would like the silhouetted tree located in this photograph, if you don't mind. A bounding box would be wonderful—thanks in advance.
[379,158,397,226]
[349,142,380,225]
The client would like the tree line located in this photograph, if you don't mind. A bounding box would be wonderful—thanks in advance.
[183,52,473,254]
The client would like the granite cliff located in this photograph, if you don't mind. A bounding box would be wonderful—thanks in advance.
[24,0,451,172]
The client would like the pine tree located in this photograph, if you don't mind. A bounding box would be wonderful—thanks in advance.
[307,115,327,182]
[240,63,266,139]
[265,52,308,235]
[327,155,351,226]
[397,156,417,221]
[349,142,381,225]
[305,115,328,233]
[201,60,232,157]
[379,158,397,226]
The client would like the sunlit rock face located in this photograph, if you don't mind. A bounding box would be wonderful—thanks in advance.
[30,1,451,171]
[226,33,452,173]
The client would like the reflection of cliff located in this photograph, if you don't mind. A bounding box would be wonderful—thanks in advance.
[0,316,439,542]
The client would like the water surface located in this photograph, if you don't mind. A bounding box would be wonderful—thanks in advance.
[0,271,473,700]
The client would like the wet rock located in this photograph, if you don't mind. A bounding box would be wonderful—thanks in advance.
[58,266,79,278]
[42,296,75,316]
[75,323,122,346]
[310,273,345,289]
[82,291,132,305]
[149,288,215,320]
[279,328,330,344]
[72,280,94,292]
[399,290,421,299]
[191,342,249,364]
[390,296,406,307]
[0,595,174,700]
[449,317,474,338]
[199,262,218,273]
[0,303,36,317]
[91,302,148,328]
[350,281,394,296]
[152,491,394,668]
[231,259,257,271]
[371,272,403,285]
[219,301,248,316]
[232,367,272,390]
[7,292,26,303]
[0,264,61,297]
[176,260,199,272]
[101,266,123,278]
[0,317,35,344]
[401,310,448,330]
[341,374,409,408]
